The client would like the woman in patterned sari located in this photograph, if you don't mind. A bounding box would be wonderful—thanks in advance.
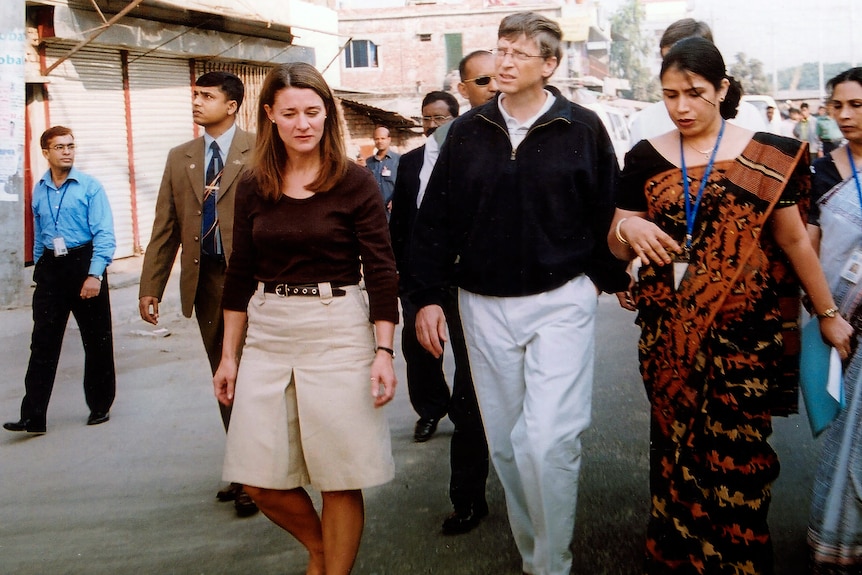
[608,37,854,575]
[808,67,862,575]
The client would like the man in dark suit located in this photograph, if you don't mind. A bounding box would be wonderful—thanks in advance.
[138,71,257,517]
[390,83,492,535]
[390,91,459,447]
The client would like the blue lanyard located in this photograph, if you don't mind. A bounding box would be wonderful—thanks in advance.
[679,119,726,253]
[46,179,71,235]
[847,145,862,212]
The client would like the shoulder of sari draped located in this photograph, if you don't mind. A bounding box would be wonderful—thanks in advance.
[733,133,809,416]
[653,132,808,431]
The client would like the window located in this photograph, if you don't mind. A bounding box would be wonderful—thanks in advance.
[444,33,462,76]
[345,40,378,69]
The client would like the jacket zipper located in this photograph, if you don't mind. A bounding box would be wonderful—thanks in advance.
[477,113,569,161]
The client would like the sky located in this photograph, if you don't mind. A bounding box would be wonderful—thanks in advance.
[611,0,861,73]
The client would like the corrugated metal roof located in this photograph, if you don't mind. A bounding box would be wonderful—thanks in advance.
[339,98,419,132]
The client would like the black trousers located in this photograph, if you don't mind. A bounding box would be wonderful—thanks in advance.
[400,295,451,421]
[400,289,490,510]
[21,244,116,426]
[442,288,490,512]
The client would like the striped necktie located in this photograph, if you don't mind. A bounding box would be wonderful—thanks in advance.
[202,140,223,257]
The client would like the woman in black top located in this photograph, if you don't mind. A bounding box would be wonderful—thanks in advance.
[213,62,399,575]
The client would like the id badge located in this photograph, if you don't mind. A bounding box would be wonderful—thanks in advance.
[840,249,862,284]
[53,236,68,256]
[672,253,689,291]
[381,166,391,177]
[672,262,688,291]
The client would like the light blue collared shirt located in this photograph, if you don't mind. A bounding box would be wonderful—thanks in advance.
[203,123,237,184]
[33,166,116,276]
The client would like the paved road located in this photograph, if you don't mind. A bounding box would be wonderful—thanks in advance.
[0,257,821,574]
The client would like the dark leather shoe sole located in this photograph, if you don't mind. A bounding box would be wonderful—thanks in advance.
[234,490,259,517]
[413,418,439,442]
[441,500,489,535]
[216,483,240,502]
[3,420,46,434]
[87,412,110,426]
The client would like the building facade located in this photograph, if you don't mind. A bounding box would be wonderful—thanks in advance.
[338,0,613,98]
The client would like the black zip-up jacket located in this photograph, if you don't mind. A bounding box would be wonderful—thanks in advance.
[407,86,629,308]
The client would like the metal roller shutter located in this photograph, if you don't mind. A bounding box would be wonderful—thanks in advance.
[197,60,271,134]
[126,54,196,252]
[44,45,135,258]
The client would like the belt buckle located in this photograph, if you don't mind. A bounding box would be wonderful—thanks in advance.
[274,284,287,297]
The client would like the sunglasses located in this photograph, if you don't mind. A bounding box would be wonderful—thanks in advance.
[463,75,496,86]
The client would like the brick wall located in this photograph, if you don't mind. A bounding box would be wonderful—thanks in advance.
[339,4,562,96]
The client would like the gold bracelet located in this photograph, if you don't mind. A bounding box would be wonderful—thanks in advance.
[615,217,630,247]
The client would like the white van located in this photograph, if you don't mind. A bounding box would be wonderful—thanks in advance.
[586,103,631,168]
[741,95,781,133]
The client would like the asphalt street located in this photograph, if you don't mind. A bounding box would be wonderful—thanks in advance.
[0,257,822,574]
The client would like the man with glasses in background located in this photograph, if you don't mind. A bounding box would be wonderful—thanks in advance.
[408,13,627,575]
[4,126,116,435]
[390,91,459,447]
[457,50,499,108]
[392,58,498,534]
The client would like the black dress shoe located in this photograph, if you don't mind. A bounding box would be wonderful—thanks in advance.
[234,488,259,517]
[216,483,241,502]
[413,418,439,442]
[87,412,110,426]
[441,500,489,535]
[3,419,46,434]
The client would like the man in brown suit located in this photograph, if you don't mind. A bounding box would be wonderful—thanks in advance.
[138,71,257,517]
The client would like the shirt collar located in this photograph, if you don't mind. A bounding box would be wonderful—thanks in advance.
[40,167,81,190]
[498,89,555,133]
[204,123,237,156]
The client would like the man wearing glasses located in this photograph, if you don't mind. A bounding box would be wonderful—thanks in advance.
[4,126,116,435]
[457,49,499,108]
[390,90,459,447]
[409,13,627,575]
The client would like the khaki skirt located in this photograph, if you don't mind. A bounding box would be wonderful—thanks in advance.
[222,284,394,491]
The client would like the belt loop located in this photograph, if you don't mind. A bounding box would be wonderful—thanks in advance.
[257,281,267,301]
[318,281,334,305]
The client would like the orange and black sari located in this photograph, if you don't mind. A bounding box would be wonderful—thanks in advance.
[619,133,810,575]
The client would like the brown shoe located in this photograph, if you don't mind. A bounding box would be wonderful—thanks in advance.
[216,482,241,502]
[234,489,259,517]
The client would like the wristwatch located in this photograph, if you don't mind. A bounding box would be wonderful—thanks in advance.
[817,307,839,319]
[88,274,103,282]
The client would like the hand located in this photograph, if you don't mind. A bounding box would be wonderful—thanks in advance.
[139,296,160,325]
[619,217,681,267]
[616,291,636,311]
[415,304,447,358]
[820,314,855,360]
[213,357,238,406]
[370,351,397,407]
[79,276,102,299]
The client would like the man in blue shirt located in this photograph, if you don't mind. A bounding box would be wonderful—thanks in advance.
[365,125,400,217]
[4,126,116,435]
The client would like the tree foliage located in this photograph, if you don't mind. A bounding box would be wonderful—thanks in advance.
[729,53,771,95]
[608,0,653,101]
[776,62,852,92]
